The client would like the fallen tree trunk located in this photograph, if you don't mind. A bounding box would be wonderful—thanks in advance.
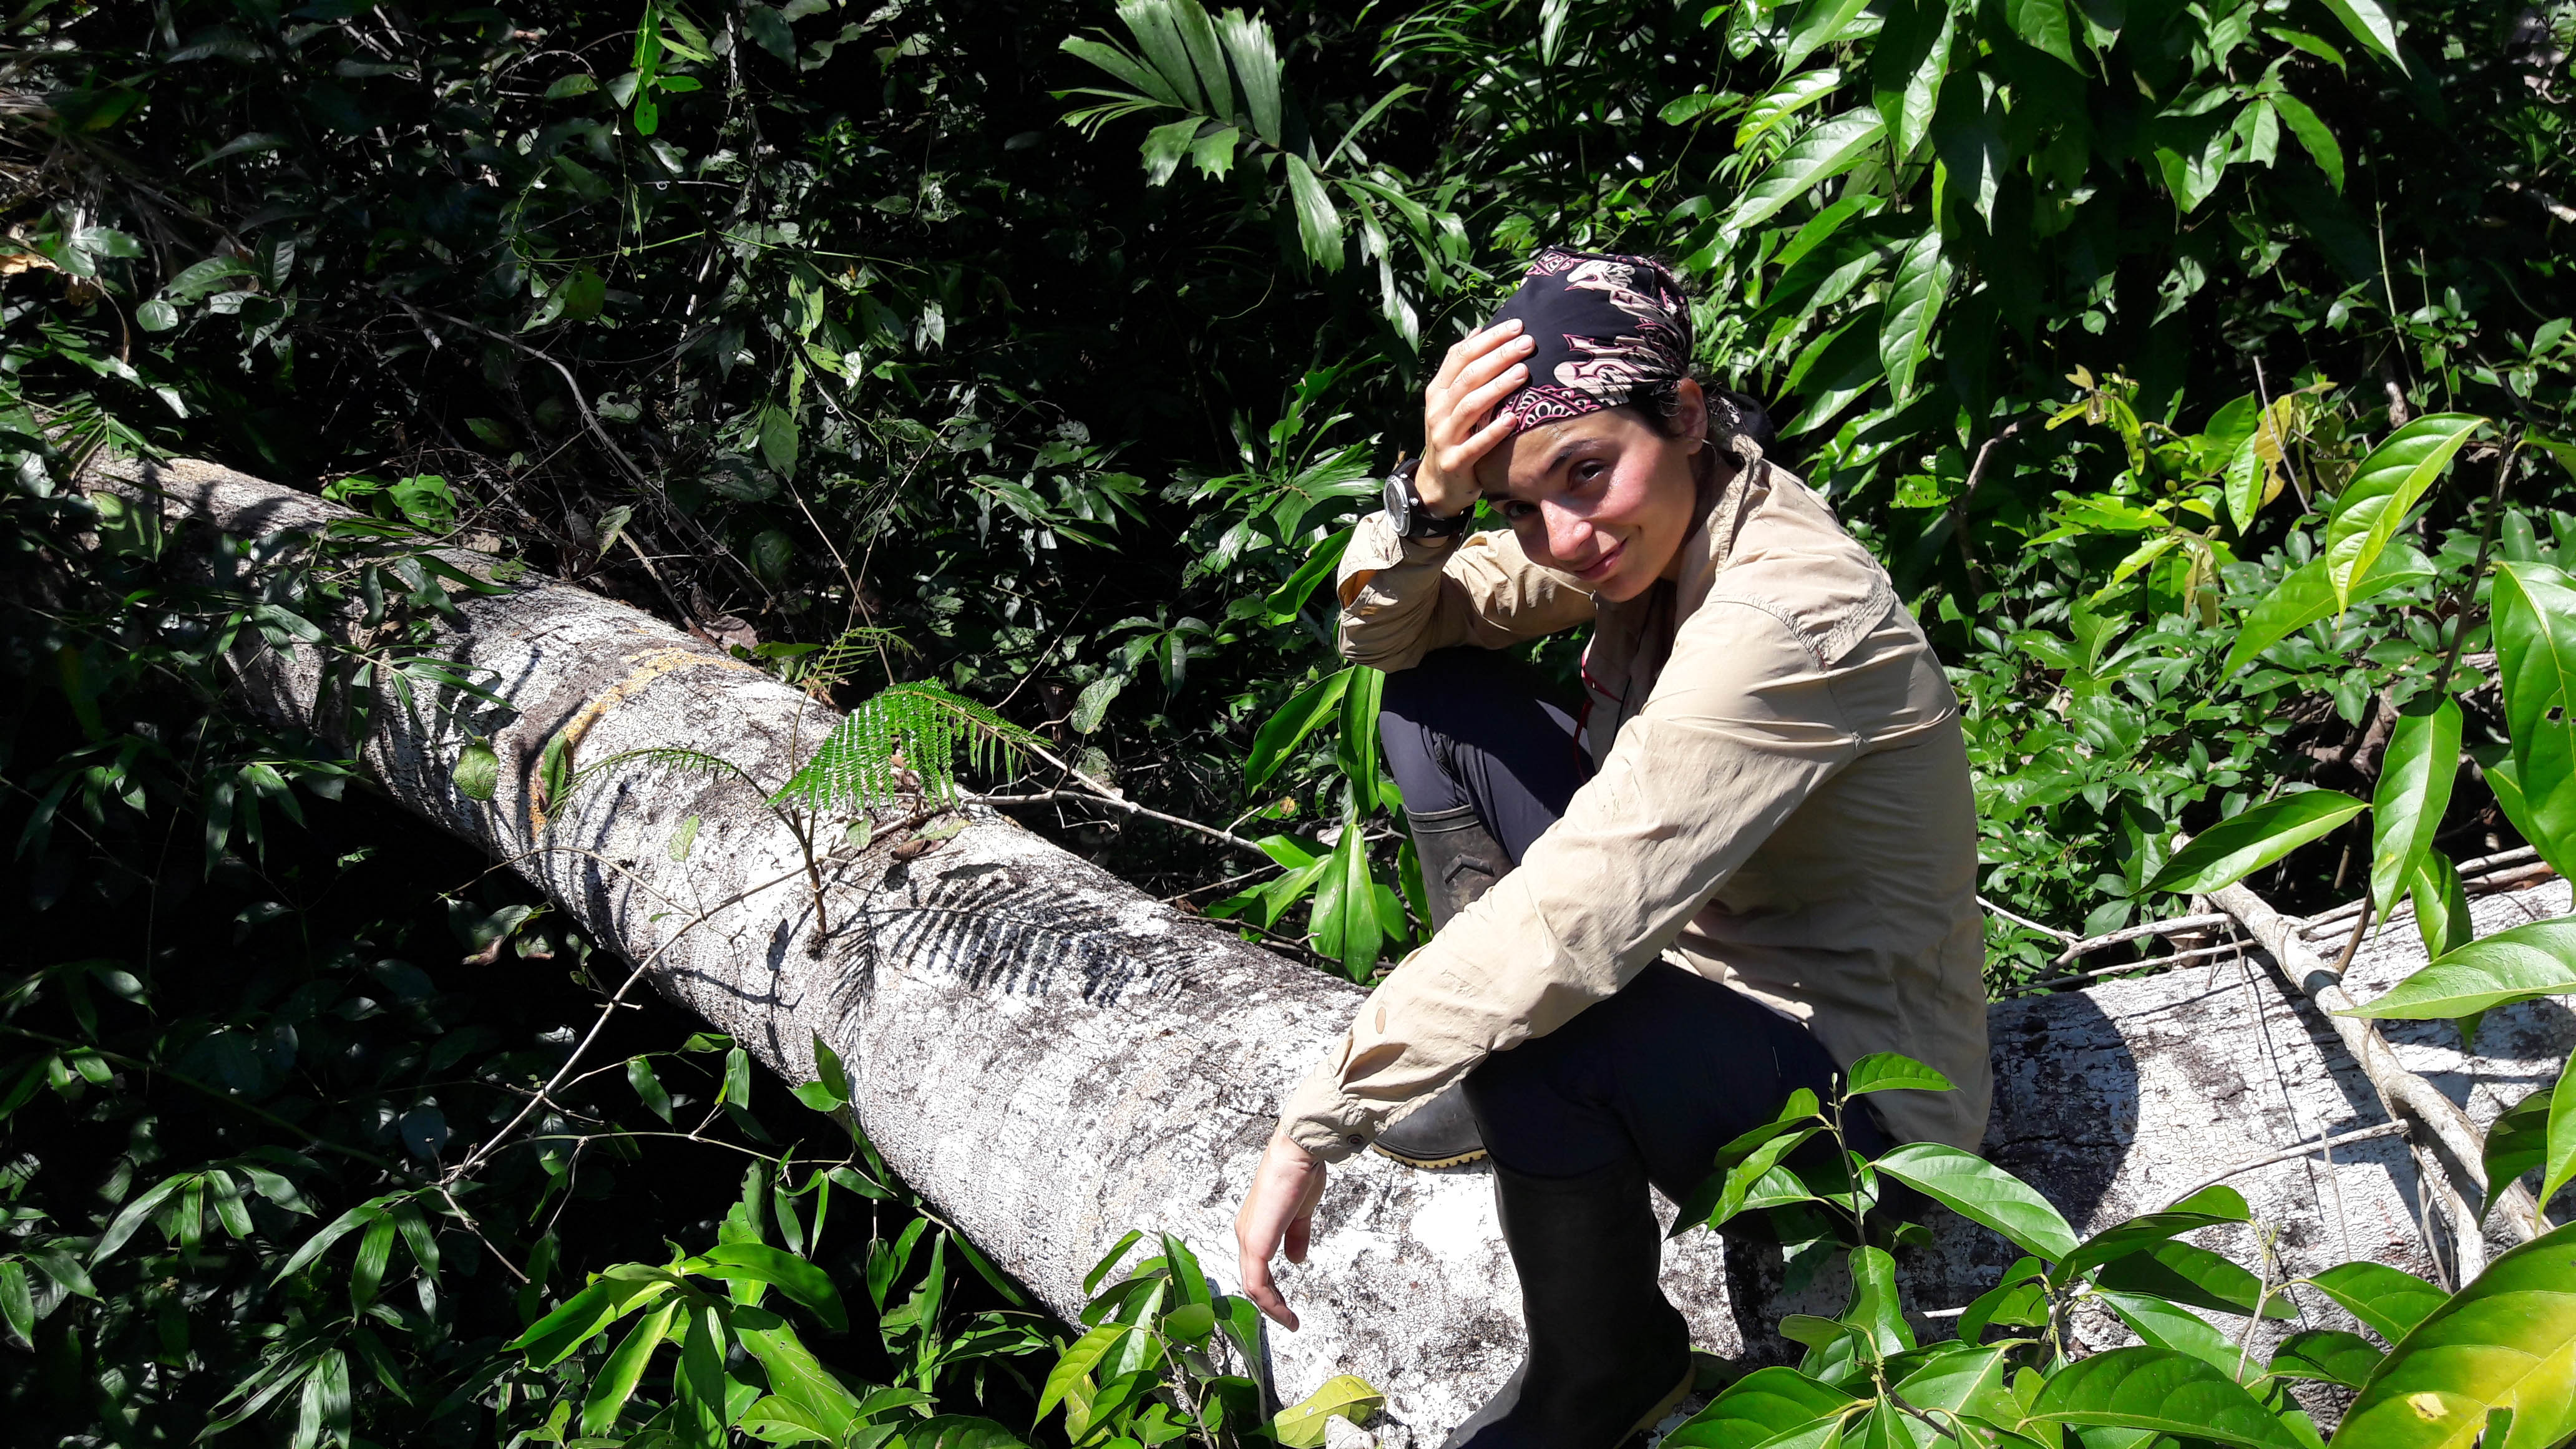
[92,457,2571,1441]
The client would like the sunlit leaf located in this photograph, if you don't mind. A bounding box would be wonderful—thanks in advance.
[2146,791,2368,894]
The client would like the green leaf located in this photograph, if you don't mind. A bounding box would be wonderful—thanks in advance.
[758,402,801,476]
[583,1300,679,1436]
[2268,92,2344,192]
[1139,115,1200,186]
[696,1242,847,1332]
[2410,851,2476,963]
[2006,0,2080,67]
[2094,1287,2256,1379]
[2494,563,2576,879]
[1214,9,1282,144]
[510,1276,669,1367]
[1246,668,1352,791]
[1663,1365,1856,1449]
[453,739,499,802]
[2544,1057,2576,1211]
[2222,544,2434,676]
[2095,1239,2295,1319]
[1779,0,1874,71]
[92,1173,191,1265]
[1037,1322,1129,1423]
[2371,697,2462,915]
[1875,1143,2078,1260]
[1281,154,1344,273]
[2027,1347,2303,1449]
[2322,414,2486,610]
[2300,1260,2445,1344]
[2049,1186,2252,1287]
[1726,110,1887,232]
[2341,917,2576,1022]
[0,1260,30,1347]
[2310,0,2404,69]
[1272,1374,1384,1447]
[1844,1052,1955,1098]
[2147,791,2368,894]
[1868,0,1952,162]
[2334,1221,2576,1449]
[1878,232,1948,402]
[1699,1126,1822,1231]
[2488,1085,2555,1217]
[1307,813,1383,982]
[2267,1329,2383,1388]
[627,1056,674,1122]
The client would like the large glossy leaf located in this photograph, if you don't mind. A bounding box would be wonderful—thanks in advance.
[2321,414,2485,610]
[2049,1185,2251,1287]
[1868,0,1952,160]
[1273,1375,1384,1447]
[1335,665,1387,812]
[2341,917,2576,1022]
[696,1242,846,1332]
[2492,562,2576,878]
[2222,544,2434,677]
[1845,1052,1955,1098]
[2369,696,2462,916]
[583,1300,680,1436]
[1878,232,1948,401]
[1281,154,1344,272]
[512,1276,671,1367]
[2484,1085,2552,1218]
[2029,1347,2303,1449]
[1244,668,1350,791]
[2311,0,2404,68]
[2006,0,2080,67]
[1727,110,1887,232]
[2095,1239,2295,1319]
[1874,1143,2078,1261]
[2302,1260,2446,1344]
[2409,850,2476,963]
[2268,1329,2383,1388]
[2331,1221,2576,1449]
[1779,0,1874,71]
[2093,1288,2257,1381]
[1893,1342,2015,1416]
[1214,9,1281,143]
[1664,1366,1856,1449]
[2145,791,2367,894]
[2545,1060,2576,1211]
[1307,812,1383,982]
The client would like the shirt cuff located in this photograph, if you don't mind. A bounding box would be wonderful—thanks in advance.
[1277,1061,1375,1164]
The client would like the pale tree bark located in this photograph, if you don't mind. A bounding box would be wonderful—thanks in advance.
[89,457,2569,1442]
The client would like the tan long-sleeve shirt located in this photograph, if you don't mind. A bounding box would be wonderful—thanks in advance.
[1277,445,1992,1161]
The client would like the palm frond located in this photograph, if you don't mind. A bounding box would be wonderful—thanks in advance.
[771,681,1037,814]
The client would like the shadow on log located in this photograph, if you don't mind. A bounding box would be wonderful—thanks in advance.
[93,456,2557,1442]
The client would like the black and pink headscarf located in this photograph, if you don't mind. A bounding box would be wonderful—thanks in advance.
[1490,248,1695,436]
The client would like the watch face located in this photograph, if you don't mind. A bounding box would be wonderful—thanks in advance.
[1382,472,1413,534]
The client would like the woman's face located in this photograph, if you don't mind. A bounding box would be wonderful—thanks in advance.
[1472,379,1707,603]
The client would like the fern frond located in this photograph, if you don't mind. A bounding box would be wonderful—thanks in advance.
[771,681,1038,814]
[560,746,759,807]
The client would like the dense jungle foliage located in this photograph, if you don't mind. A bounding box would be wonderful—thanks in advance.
[6,0,2576,1444]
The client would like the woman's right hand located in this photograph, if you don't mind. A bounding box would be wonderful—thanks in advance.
[1413,319,1536,519]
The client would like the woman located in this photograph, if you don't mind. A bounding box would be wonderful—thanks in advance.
[1232,250,1991,1448]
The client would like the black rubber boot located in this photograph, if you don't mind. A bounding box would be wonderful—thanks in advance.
[1406,803,1507,926]
[1442,1157,1697,1448]
[1373,804,1509,1169]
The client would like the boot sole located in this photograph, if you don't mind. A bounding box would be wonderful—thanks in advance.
[1368,1143,1489,1170]
[1617,1362,1699,1447]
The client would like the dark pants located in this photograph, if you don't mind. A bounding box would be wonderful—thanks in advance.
[1379,648,1891,1213]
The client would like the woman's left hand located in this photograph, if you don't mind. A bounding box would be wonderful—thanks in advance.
[1234,1131,1328,1329]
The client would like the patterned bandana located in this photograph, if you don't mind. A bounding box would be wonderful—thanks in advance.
[1490,248,1694,436]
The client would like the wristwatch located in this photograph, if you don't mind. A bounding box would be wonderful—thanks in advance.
[1382,457,1472,540]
